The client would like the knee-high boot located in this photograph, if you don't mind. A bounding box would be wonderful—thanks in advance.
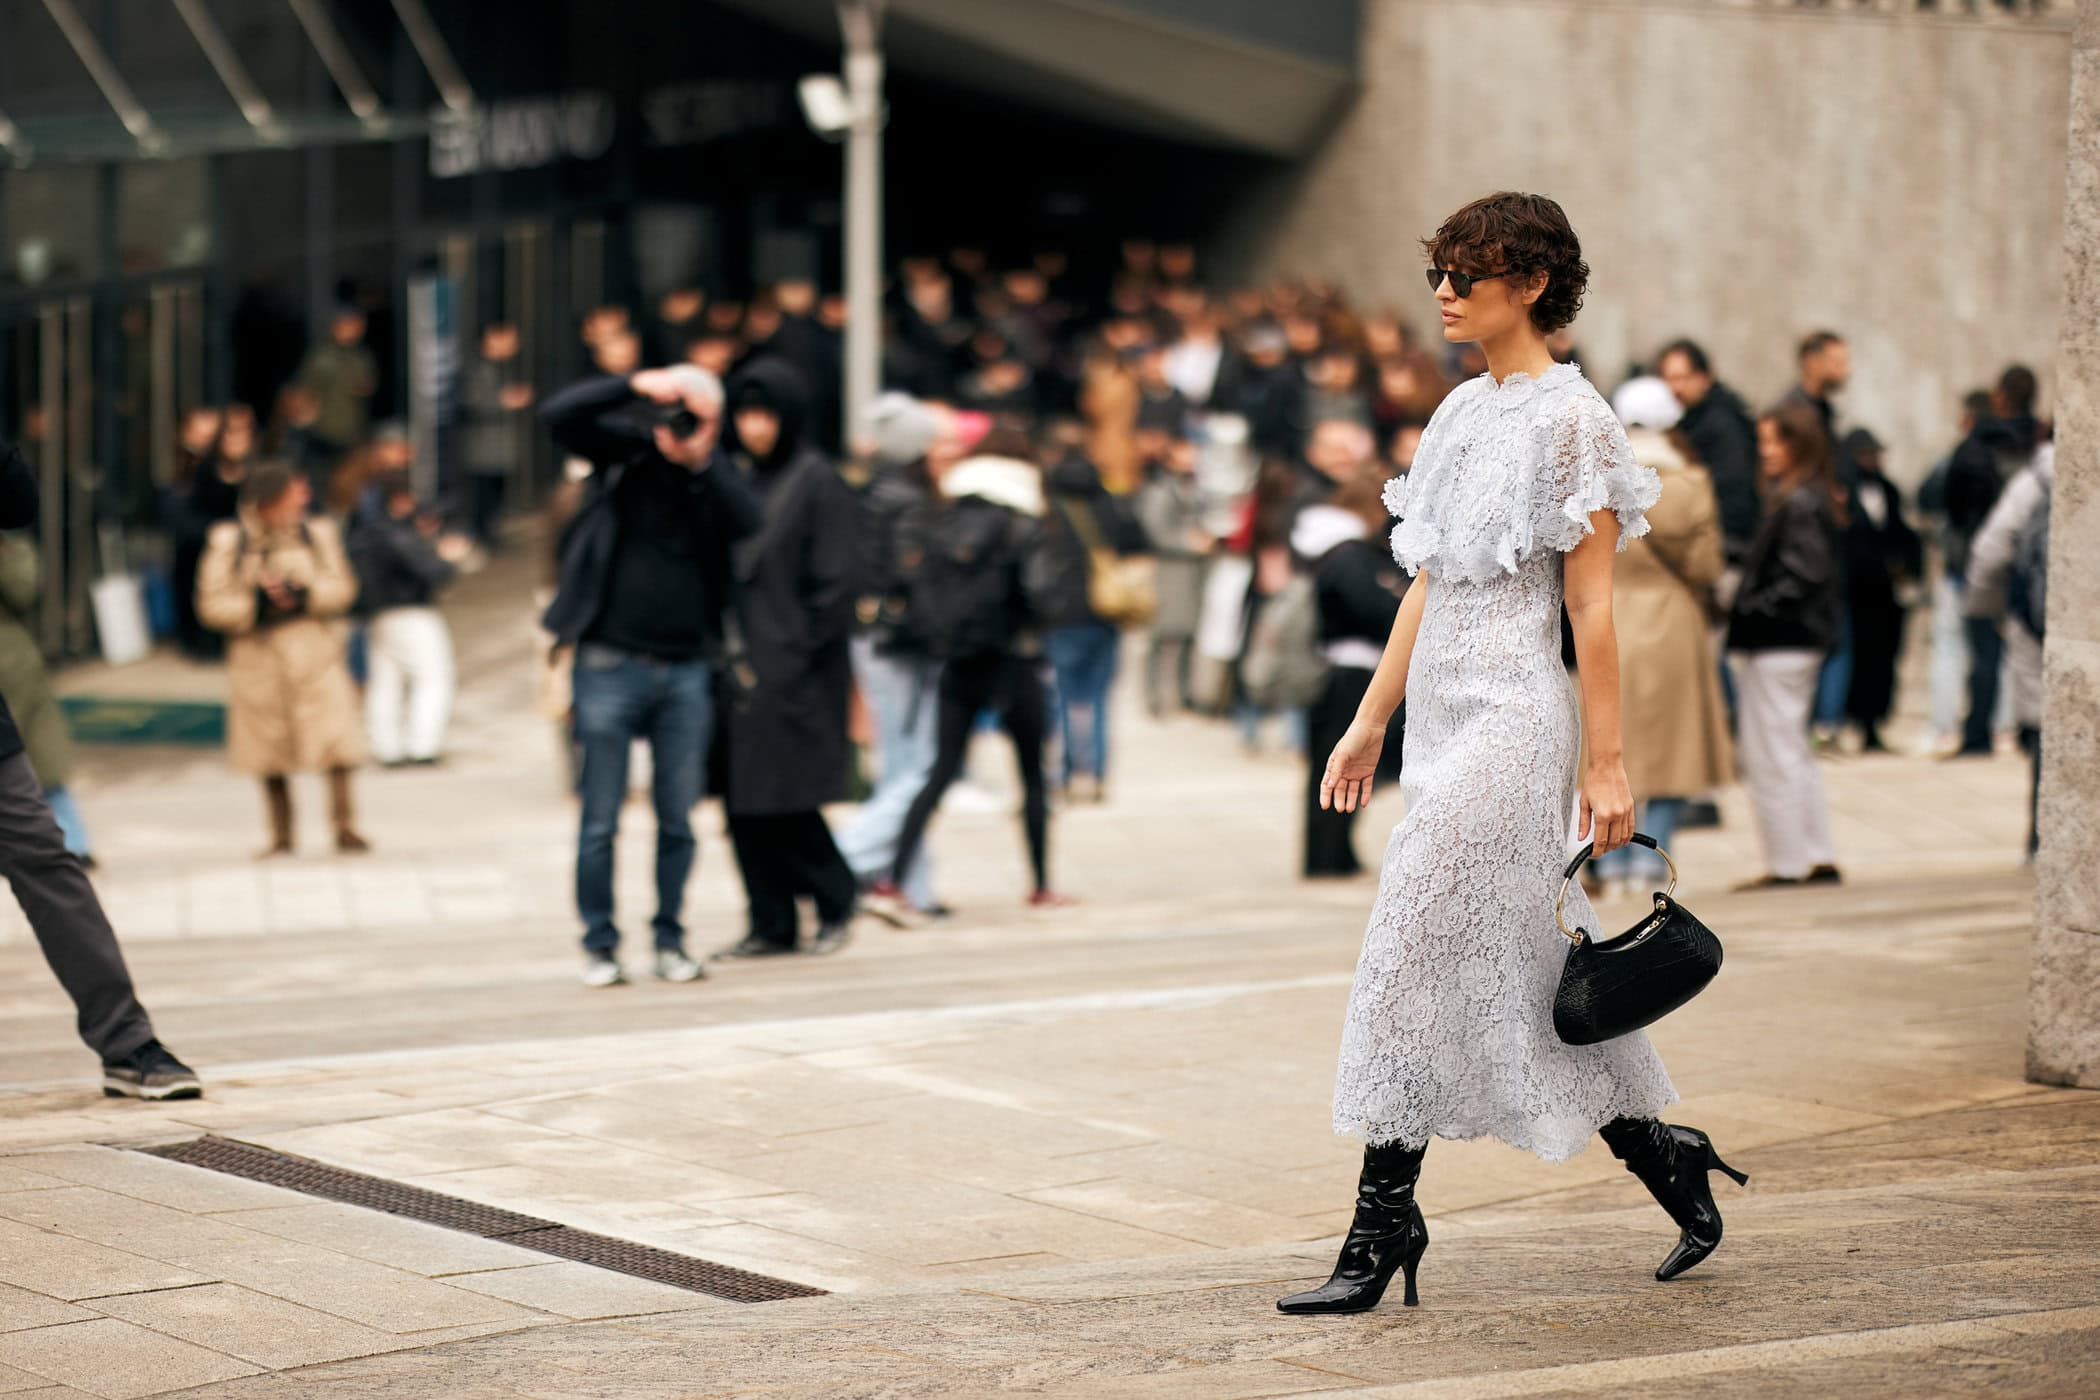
[1599,1117,1750,1281]
[1277,1141,1428,1314]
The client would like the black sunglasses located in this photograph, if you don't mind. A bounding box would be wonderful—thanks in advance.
[1425,267,1512,298]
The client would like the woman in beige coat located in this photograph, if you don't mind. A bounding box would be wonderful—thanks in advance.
[196,463,369,855]
[1592,379,1733,893]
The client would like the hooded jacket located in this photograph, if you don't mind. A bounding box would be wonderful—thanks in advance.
[716,358,863,815]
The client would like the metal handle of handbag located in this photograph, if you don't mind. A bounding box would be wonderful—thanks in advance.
[1553,832,1679,947]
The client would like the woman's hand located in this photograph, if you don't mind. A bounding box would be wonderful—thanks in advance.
[1321,720,1388,813]
[1580,760,1636,856]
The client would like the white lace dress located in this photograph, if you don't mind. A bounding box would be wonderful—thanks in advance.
[1331,362,1679,1163]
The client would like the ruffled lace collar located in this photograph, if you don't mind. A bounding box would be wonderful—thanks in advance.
[1476,361,1583,413]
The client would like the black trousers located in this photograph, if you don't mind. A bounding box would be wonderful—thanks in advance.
[892,651,1050,894]
[1303,667,1405,878]
[0,750,154,1060]
[1960,614,2005,753]
[726,810,858,949]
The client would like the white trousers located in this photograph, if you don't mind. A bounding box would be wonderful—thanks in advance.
[1728,649,1836,880]
[366,606,456,763]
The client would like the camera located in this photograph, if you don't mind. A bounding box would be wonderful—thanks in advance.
[642,402,703,438]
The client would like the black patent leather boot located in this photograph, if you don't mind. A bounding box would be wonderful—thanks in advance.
[1276,1142,1428,1314]
[1599,1117,1749,1281]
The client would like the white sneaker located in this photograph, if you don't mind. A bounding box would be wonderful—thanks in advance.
[581,956,626,988]
[653,949,706,983]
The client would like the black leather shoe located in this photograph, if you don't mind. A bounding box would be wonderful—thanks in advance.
[709,937,799,962]
[1277,1142,1428,1314]
[1599,1118,1748,1281]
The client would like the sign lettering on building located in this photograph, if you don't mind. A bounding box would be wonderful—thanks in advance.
[429,93,617,179]
[643,80,786,148]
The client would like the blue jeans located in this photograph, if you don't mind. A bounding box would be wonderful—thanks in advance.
[42,785,92,859]
[1814,613,1853,729]
[836,639,937,907]
[1046,623,1119,783]
[572,644,712,955]
[1591,797,1687,884]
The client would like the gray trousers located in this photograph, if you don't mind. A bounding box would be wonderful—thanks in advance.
[0,750,153,1061]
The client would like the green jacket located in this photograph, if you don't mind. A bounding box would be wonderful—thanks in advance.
[0,535,73,787]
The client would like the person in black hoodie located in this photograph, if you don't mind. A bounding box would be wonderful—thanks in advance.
[1837,429,1922,753]
[863,428,1070,917]
[540,363,764,987]
[0,435,202,1099]
[713,358,864,959]
[350,474,472,767]
[1295,473,1408,878]
[1725,400,1844,890]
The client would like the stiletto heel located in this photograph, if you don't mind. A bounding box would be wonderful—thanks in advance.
[1708,1146,1749,1189]
[1400,1235,1424,1307]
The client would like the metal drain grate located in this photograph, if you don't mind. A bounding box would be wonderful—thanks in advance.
[140,1136,825,1303]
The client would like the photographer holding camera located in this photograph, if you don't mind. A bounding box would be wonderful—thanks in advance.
[540,363,763,987]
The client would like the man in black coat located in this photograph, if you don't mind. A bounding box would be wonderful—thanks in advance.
[1658,339,1761,563]
[713,358,864,959]
[0,437,201,1098]
[542,364,765,986]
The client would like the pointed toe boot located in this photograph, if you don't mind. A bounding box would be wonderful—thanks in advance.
[1599,1118,1749,1281]
[1277,1142,1429,1315]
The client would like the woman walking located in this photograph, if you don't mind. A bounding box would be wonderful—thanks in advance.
[1726,401,1845,889]
[197,463,370,856]
[864,428,1071,913]
[1280,194,1745,1316]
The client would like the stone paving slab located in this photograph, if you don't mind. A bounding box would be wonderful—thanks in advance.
[0,564,2086,1393]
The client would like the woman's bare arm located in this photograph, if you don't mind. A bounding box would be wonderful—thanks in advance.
[1357,573,1429,728]
[1564,511,1634,855]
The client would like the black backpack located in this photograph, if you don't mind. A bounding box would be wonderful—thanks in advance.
[903,498,1029,660]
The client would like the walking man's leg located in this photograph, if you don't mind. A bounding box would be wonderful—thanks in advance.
[0,751,199,1097]
[722,814,800,955]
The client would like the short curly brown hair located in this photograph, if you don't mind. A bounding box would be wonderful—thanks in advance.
[1420,192,1589,335]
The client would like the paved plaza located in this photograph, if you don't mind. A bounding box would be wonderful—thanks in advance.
[0,561,2095,1398]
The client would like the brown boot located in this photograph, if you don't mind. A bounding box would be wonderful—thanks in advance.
[259,776,293,858]
[329,767,370,854]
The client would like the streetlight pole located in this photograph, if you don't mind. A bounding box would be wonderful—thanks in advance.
[839,0,884,444]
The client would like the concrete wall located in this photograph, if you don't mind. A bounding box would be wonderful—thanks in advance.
[1240,0,2073,486]
[2028,0,2097,1089]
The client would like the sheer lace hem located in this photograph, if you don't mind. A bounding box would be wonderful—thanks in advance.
[1335,1085,1681,1164]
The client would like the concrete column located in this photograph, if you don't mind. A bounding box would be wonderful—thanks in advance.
[2028,0,2100,1087]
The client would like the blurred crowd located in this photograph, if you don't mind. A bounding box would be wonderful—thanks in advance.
[8,239,2055,977]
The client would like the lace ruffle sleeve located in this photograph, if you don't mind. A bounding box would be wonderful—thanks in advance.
[1534,391,1661,555]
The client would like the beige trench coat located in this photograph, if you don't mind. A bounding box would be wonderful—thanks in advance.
[1614,428,1734,802]
[196,511,365,775]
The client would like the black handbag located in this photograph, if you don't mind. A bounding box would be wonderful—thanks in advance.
[1552,834,1723,1046]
